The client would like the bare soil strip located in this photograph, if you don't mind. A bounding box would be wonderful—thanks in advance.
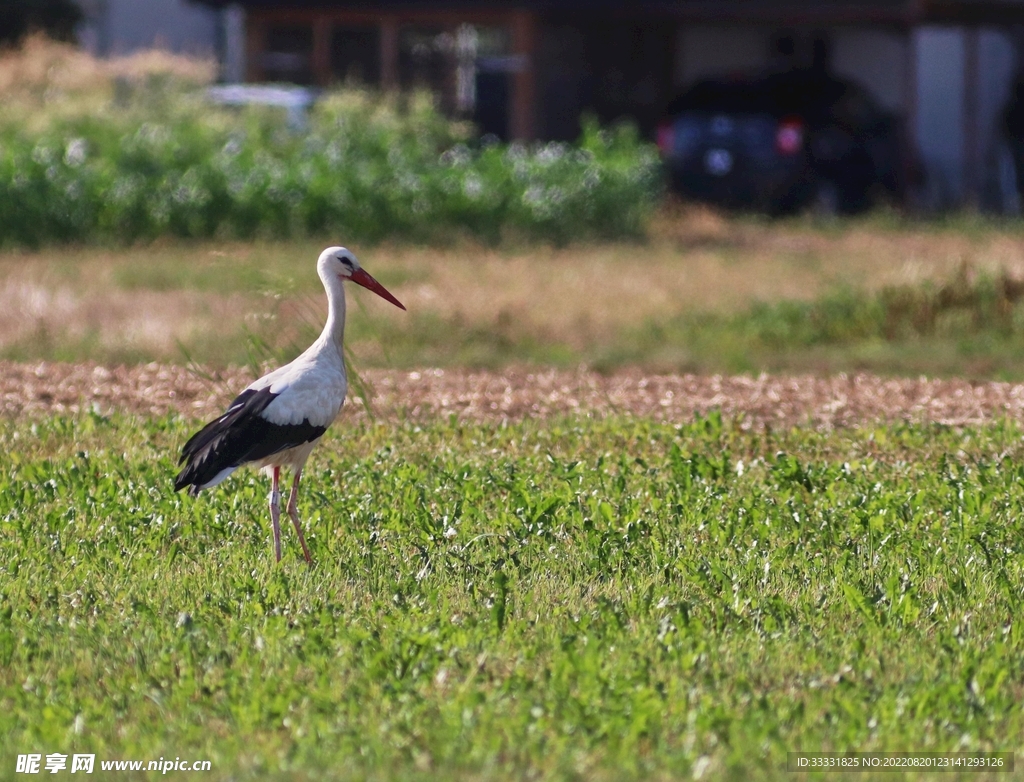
[3,361,1024,429]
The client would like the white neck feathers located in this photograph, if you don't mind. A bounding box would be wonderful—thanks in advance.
[317,269,348,356]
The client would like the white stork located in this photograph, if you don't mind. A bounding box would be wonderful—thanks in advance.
[173,246,405,564]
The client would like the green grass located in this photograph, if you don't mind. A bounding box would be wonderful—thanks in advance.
[590,268,1024,379]
[2,411,1024,780]
[344,266,1024,379]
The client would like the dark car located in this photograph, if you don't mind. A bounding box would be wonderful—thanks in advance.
[657,70,906,214]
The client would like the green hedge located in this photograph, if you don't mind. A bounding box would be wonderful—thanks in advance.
[0,91,662,246]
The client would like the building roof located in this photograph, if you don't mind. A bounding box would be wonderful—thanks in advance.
[192,0,1024,24]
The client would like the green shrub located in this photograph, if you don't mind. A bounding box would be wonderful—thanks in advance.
[0,89,662,246]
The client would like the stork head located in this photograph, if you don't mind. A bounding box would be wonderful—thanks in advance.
[318,246,406,310]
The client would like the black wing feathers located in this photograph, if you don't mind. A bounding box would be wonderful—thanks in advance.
[176,388,274,466]
[173,387,327,494]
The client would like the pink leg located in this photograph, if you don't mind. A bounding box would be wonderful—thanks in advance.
[287,470,313,565]
[269,466,282,562]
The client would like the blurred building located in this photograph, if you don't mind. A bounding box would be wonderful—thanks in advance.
[76,0,246,81]
[183,1,1023,209]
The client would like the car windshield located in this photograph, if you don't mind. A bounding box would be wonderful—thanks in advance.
[667,70,880,126]
[667,79,771,115]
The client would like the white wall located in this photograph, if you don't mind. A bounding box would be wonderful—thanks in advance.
[915,27,966,204]
[78,0,219,56]
[77,0,248,83]
[914,26,1018,208]
[222,4,246,82]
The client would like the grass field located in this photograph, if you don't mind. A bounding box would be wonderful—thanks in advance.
[5,210,1024,779]
[2,411,1023,780]
[4,209,1024,378]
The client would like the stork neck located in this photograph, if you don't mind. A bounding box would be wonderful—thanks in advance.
[320,276,347,355]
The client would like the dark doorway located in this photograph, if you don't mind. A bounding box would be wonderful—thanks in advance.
[399,27,449,90]
[537,21,674,140]
[474,70,510,139]
[581,23,674,136]
[331,26,381,85]
[263,25,314,84]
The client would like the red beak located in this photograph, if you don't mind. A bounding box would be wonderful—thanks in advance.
[348,268,406,310]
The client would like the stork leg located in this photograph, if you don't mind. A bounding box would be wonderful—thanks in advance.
[269,466,282,562]
[287,470,313,565]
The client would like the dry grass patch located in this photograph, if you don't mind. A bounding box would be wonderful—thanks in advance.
[1,211,1024,369]
[6,361,1024,431]
[365,211,1024,345]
